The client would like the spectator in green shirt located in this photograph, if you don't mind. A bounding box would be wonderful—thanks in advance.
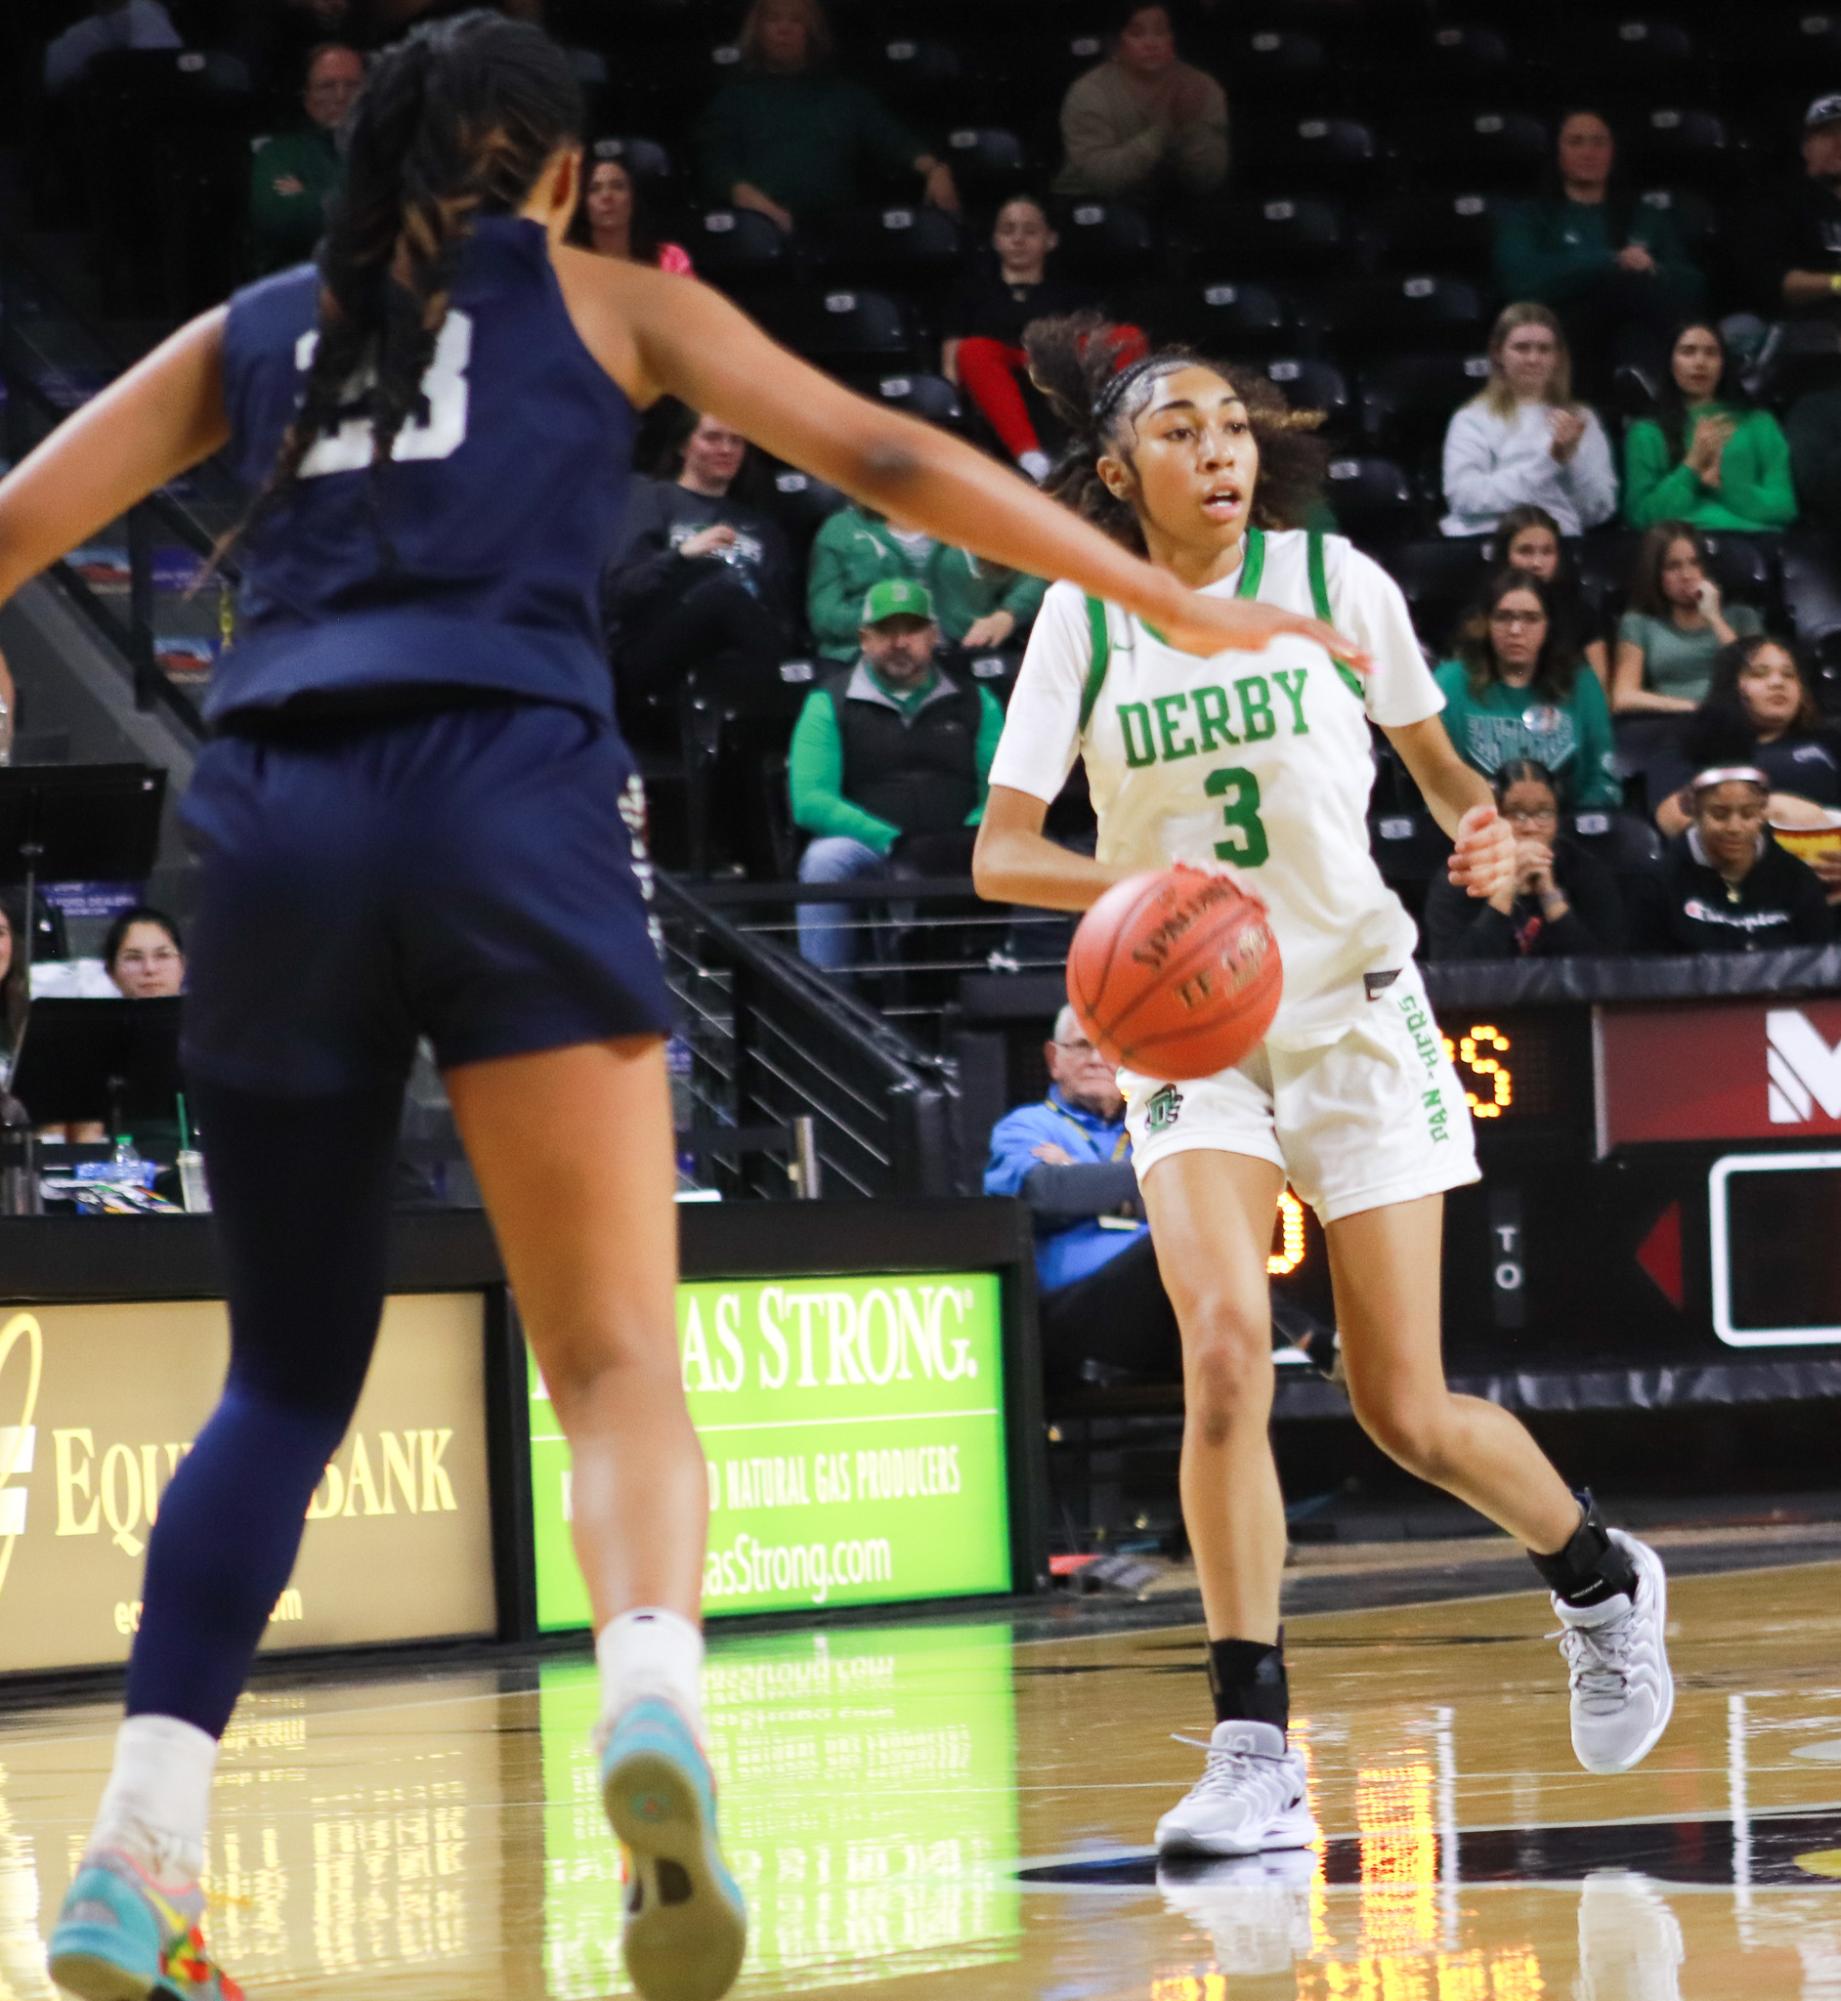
[1435,571,1620,808]
[694,0,958,233]
[1492,109,1705,392]
[790,579,1003,972]
[1611,521,1763,714]
[248,41,363,273]
[1623,322,1798,535]
[807,500,1047,663]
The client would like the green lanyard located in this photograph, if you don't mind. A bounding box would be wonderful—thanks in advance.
[1043,1097,1130,1162]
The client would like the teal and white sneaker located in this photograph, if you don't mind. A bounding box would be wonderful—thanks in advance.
[48,1846,244,1999]
[600,1698,747,2001]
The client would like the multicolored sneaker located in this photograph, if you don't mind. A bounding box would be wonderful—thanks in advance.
[47,1847,243,2000]
[599,1698,747,2001]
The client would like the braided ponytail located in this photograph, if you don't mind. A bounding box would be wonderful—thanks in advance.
[1022,312,1330,555]
[223,11,583,561]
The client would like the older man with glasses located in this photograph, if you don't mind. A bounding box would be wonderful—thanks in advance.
[248,40,365,273]
[985,1007,1335,1392]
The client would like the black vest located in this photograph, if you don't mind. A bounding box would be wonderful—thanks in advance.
[827,664,982,836]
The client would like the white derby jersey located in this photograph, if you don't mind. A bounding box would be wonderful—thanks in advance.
[989,526,1445,1049]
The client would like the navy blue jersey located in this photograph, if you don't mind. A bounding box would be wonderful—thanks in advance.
[213,215,635,724]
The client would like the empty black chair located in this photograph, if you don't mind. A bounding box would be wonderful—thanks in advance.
[1621,108,1738,197]
[784,289,918,372]
[823,204,965,286]
[1261,357,1353,433]
[1698,532,1783,626]
[1140,280,1293,357]
[943,127,1031,206]
[1323,455,1421,548]
[1245,117,1379,198]
[764,469,850,571]
[1323,275,1489,356]
[690,208,790,292]
[1576,18,1702,93]
[1049,201,1158,286]
[1228,28,1328,87]
[1360,351,1493,464]
[1213,196,1346,281]
[1568,808,1663,876]
[588,134,674,187]
[867,36,965,121]
[1396,111,1548,193]
[1386,537,1493,651]
[1355,191,1498,281]
[863,372,963,427]
[1781,528,1841,644]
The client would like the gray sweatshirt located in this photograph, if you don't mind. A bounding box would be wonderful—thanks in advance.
[1440,397,1619,539]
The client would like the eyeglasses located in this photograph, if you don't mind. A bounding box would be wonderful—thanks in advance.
[1502,806,1558,825]
[1490,610,1547,629]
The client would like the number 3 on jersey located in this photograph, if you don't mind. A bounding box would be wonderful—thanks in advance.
[291,310,474,479]
[1206,765,1270,868]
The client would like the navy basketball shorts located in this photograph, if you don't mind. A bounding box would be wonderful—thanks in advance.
[179,698,672,1095]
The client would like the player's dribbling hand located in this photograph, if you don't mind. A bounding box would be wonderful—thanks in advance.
[1159,593,1369,672]
[1449,804,1517,899]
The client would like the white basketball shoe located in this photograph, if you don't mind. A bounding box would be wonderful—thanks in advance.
[1576,1869,1684,2001]
[1550,1530,1675,1775]
[1155,1720,1319,1856]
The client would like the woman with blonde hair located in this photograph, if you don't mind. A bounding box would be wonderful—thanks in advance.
[1441,303,1617,539]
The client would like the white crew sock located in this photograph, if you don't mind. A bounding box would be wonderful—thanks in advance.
[596,1607,705,1744]
[91,1714,218,1881]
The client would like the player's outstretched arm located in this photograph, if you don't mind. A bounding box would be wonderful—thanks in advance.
[590,262,1364,668]
[0,309,230,608]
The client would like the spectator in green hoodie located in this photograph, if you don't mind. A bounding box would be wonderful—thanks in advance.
[694,0,957,233]
[807,500,1047,663]
[1492,109,1705,392]
[248,40,363,273]
[1623,322,1798,535]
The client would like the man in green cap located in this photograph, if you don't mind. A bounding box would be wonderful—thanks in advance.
[789,579,1004,973]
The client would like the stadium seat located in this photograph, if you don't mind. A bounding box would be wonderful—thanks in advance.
[866,36,965,123]
[1137,280,1294,358]
[781,289,919,373]
[959,647,1025,707]
[1354,192,1498,283]
[1568,808,1664,880]
[943,127,1032,207]
[1048,201,1158,287]
[1780,529,1841,645]
[1576,18,1703,94]
[822,204,965,287]
[1386,537,1493,653]
[764,469,851,571]
[587,134,674,188]
[682,656,819,879]
[863,372,963,427]
[1225,28,1329,89]
[1395,111,1549,193]
[690,208,790,292]
[1360,351,1493,465]
[1621,109,1741,197]
[1322,455,1422,547]
[1243,118,1379,199]
[1211,197,1346,281]
[1320,275,1489,357]
[1260,357,1353,434]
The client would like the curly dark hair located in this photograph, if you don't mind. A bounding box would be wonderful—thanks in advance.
[1020,312,1328,555]
[223,11,583,564]
[1455,570,1581,701]
[1706,632,1821,734]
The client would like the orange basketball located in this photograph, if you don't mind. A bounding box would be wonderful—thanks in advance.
[1067,868,1282,1079]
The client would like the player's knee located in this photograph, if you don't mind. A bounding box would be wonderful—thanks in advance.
[1179,1300,1272,1441]
[1352,1387,1453,1483]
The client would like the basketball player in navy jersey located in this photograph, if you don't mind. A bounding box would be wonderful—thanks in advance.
[0,17,1357,2001]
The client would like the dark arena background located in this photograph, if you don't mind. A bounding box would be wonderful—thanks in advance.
[4,2,1841,1997]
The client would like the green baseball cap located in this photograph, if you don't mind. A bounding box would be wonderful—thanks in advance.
[861,577,935,625]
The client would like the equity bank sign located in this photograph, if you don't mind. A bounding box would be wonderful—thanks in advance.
[0,1294,496,1675]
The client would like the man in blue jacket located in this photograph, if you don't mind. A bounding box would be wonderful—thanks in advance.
[984,1006,1179,1389]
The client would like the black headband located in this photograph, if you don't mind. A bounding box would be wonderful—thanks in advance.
[1092,354,1182,428]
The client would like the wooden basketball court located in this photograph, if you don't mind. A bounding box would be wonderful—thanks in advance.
[6,1539,1841,1998]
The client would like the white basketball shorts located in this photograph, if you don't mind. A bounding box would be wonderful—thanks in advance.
[1120,969,1481,1224]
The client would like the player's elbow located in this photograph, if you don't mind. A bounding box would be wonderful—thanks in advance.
[971,821,1016,903]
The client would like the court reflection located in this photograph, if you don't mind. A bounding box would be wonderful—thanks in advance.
[540,1620,1022,1996]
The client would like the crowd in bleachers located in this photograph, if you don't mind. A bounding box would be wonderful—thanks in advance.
[18,0,1841,959]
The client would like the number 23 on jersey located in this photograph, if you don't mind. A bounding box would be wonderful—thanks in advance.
[291,310,474,479]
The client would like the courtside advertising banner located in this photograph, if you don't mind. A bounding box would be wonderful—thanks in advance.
[0,1294,496,1673]
[528,1272,1012,1627]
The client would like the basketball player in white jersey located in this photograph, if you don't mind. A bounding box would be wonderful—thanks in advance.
[974,318,1673,1857]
